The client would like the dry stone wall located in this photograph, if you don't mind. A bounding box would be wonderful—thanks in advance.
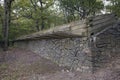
[14,14,120,73]
[15,23,120,73]
[15,25,120,72]
[90,23,120,71]
[15,37,93,73]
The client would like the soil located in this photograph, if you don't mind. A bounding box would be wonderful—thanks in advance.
[0,48,120,80]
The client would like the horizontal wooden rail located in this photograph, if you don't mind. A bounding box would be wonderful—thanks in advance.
[88,14,115,22]
[15,14,117,41]
[89,16,116,27]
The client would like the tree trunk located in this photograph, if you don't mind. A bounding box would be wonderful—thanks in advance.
[41,19,44,30]
[35,19,40,31]
[3,0,12,51]
[39,0,45,30]
[3,0,8,51]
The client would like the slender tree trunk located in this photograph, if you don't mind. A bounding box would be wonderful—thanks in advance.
[0,14,4,41]
[30,0,45,31]
[35,19,40,31]
[41,19,44,30]
[82,9,86,19]
[39,0,45,30]
[3,0,12,51]
[3,0,8,51]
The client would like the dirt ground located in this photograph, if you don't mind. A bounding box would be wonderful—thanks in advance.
[0,48,120,80]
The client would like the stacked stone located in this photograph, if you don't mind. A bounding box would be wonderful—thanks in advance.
[16,37,92,73]
[91,23,120,71]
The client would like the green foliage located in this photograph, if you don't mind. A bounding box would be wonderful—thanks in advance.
[9,18,36,40]
[106,0,120,17]
[2,0,119,41]
[58,0,104,21]
[6,0,65,40]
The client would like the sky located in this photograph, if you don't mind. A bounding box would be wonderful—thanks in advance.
[103,0,111,6]
[0,0,3,6]
[101,0,111,14]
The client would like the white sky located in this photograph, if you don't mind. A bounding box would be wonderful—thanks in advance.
[0,0,3,6]
[101,0,111,14]
[103,0,111,6]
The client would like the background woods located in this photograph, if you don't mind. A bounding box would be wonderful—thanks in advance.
[0,0,120,50]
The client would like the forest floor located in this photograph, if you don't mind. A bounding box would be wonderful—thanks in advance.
[0,48,120,80]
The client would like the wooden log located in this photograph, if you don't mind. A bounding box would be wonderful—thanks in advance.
[88,14,115,22]
[71,28,87,36]
[88,19,116,33]
[71,24,87,30]
[70,20,86,27]
[53,24,70,32]
[49,32,81,38]
[88,18,116,29]
[89,16,116,26]
[92,19,116,30]
[88,19,117,35]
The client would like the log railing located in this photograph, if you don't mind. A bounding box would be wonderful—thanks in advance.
[16,14,118,41]
[87,14,117,36]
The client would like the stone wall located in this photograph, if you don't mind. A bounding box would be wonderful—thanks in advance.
[90,24,120,71]
[15,37,92,73]
[14,14,120,73]
[14,24,120,73]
